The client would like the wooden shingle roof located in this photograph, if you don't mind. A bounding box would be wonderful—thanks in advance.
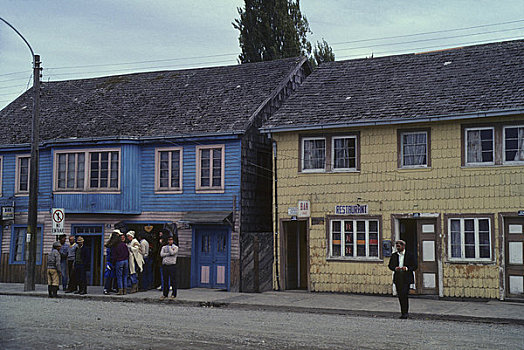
[262,40,524,132]
[0,57,306,145]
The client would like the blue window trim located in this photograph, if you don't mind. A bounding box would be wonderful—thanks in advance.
[9,224,44,265]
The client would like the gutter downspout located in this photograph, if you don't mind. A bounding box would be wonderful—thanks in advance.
[272,137,281,291]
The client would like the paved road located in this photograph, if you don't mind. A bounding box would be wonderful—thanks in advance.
[0,295,522,350]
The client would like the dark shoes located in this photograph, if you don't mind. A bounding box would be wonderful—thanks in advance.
[399,314,409,319]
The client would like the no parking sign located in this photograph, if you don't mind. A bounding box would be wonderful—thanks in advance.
[52,208,65,235]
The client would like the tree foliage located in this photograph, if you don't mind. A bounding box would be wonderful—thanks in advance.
[233,0,313,63]
[312,38,335,66]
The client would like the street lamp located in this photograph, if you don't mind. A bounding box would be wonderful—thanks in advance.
[0,17,41,291]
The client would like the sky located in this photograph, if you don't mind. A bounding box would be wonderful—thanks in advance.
[1,0,523,110]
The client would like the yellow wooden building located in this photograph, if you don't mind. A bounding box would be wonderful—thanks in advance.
[261,40,524,300]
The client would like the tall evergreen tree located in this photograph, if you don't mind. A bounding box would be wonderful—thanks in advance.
[313,38,335,66]
[233,0,313,63]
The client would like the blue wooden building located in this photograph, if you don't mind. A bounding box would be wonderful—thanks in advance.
[0,57,311,291]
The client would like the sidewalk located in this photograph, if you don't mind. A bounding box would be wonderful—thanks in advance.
[1,283,523,325]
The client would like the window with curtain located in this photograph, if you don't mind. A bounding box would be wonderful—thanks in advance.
[449,218,491,261]
[329,218,380,259]
[332,136,357,170]
[302,137,326,171]
[156,148,182,191]
[401,131,428,167]
[466,128,494,164]
[504,126,524,163]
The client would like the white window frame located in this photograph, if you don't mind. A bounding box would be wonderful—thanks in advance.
[328,218,380,261]
[465,127,495,166]
[155,147,183,193]
[332,136,358,172]
[195,144,225,193]
[15,155,30,195]
[53,148,121,193]
[448,217,492,262]
[302,137,326,172]
[400,131,428,168]
[55,151,86,191]
[503,125,524,164]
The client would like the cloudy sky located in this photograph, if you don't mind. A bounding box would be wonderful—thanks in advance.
[1,0,523,109]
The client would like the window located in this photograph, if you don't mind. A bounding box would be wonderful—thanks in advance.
[465,127,494,165]
[10,226,43,265]
[196,145,224,191]
[54,149,120,192]
[300,133,360,173]
[504,125,524,163]
[329,218,380,259]
[155,148,183,192]
[16,155,30,194]
[302,137,326,171]
[448,218,492,261]
[400,130,428,168]
[332,136,357,170]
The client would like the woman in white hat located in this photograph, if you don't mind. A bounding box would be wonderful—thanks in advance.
[126,231,144,293]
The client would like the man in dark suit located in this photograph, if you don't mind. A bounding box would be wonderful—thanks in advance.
[388,240,418,319]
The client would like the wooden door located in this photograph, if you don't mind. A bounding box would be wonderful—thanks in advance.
[417,219,439,295]
[196,227,229,289]
[505,217,524,298]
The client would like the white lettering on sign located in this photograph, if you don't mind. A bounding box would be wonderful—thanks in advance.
[298,200,310,217]
[52,208,65,235]
[335,204,368,215]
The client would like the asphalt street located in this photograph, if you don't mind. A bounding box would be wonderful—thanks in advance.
[0,295,523,350]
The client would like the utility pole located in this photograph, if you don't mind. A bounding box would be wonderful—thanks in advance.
[25,55,41,291]
[0,17,41,291]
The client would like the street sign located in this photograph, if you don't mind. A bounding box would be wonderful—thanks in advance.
[2,206,14,220]
[51,208,65,235]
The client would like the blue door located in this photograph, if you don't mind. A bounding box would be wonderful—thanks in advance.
[195,227,229,289]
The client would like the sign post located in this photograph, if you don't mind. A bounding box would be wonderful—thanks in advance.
[52,208,65,235]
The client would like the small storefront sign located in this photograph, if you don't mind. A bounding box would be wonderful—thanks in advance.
[288,207,298,216]
[298,200,310,217]
[1,206,14,220]
[335,204,368,215]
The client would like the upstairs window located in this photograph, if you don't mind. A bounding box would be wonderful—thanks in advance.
[16,155,30,194]
[302,137,326,171]
[54,149,120,192]
[504,125,524,163]
[332,136,357,171]
[400,130,429,168]
[300,133,359,173]
[465,127,494,165]
[156,148,183,192]
[196,145,224,192]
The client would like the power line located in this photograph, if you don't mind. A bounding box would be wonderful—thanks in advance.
[330,18,524,46]
[335,26,524,52]
[336,35,524,60]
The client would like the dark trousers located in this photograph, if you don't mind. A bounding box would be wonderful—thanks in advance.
[67,260,77,291]
[395,278,411,315]
[162,264,177,297]
[75,264,87,293]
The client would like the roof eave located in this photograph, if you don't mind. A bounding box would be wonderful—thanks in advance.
[260,108,524,134]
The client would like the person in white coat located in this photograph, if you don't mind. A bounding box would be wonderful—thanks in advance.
[126,231,144,293]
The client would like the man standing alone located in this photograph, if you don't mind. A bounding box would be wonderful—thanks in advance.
[388,240,417,319]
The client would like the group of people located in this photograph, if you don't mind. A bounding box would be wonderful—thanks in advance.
[46,228,179,300]
[46,234,90,297]
[103,229,179,299]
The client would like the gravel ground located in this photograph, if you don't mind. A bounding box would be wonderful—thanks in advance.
[0,295,523,350]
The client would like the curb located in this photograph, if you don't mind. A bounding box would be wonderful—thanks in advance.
[2,291,523,325]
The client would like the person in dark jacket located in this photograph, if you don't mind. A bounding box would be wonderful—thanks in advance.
[47,241,62,298]
[114,231,130,295]
[74,236,90,295]
[388,240,418,319]
[103,230,121,295]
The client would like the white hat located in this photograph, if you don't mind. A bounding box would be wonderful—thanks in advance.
[126,230,135,238]
[113,229,123,235]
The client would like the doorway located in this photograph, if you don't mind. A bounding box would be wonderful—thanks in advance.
[398,218,439,295]
[504,216,524,298]
[193,226,230,289]
[72,225,104,286]
[281,220,308,290]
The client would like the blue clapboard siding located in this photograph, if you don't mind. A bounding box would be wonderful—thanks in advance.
[52,143,141,213]
[141,138,242,212]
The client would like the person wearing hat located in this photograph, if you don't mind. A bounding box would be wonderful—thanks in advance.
[47,241,62,298]
[126,230,144,294]
[73,236,90,295]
